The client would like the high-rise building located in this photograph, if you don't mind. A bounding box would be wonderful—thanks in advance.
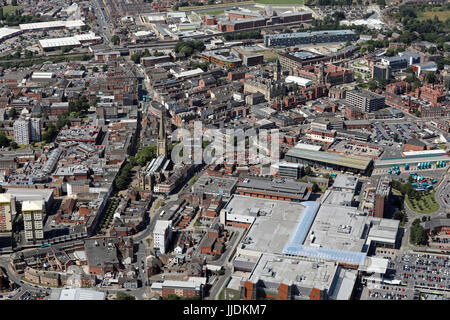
[30,118,42,142]
[22,200,45,243]
[153,220,172,254]
[0,194,15,234]
[13,119,31,145]
[374,176,391,218]
[345,90,385,113]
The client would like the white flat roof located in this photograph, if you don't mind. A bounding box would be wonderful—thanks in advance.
[59,288,105,300]
[0,193,13,203]
[22,200,44,212]
[39,33,101,48]
[285,75,313,87]
[20,20,85,31]
[293,142,322,151]
[0,27,21,40]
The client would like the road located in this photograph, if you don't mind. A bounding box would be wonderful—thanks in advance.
[0,255,52,300]
[401,170,450,252]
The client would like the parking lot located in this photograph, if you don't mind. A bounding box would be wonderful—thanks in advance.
[371,121,438,145]
[391,253,450,293]
[19,290,45,300]
[364,252,450,300]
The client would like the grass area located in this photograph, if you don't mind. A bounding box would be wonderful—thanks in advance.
[418,10,450,22]
[177,1,255,11]
[259,50,278,62]
[188,174,199,185]
[405,191,440,214]
[1,5,24,15]
[200,9,225,15]
[218,289,225,300]
[153,199,164,211]
[438,144,447,149]
[254,0,303,4]
[32,141,48,149]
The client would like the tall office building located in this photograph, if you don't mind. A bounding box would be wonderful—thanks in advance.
[374,176,391,218]
[153,220,172,254]
[13,119,31,145]
[22,200,45,243]
[0,194,15,234]
[30,118,42,142]
[345,90,385,113]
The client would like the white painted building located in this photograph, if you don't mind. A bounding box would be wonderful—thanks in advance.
[153,220,172,254]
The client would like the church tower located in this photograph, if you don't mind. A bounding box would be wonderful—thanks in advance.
[274,59,281,82]
[157,113,167,158]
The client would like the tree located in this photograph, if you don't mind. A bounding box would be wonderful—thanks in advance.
[111,35,120,45]
[368,80,378,91]
[0,132,10,148]
[421,216,428,222]
[166,293,180,300]
[12,0,18,6]
[42,123,57,143]
[115,292,136,300]
[10,141,18,149]
[425,72,437,84]
[0,7,3,21]
[312,182,320,193]
[92,66,98,72]
[130,53,141,64]
[8,108,16,119]
[102,64,107,72]
[304,166,312,176]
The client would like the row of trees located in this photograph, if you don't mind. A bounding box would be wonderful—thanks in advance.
[0,7,46,27]
[115,162,133,190]
[130,49,165,64]
[224,30,262,41]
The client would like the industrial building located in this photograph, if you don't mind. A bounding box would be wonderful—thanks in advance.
[38,33,102,52]
[264,30,357,47]
[284,145,373,175]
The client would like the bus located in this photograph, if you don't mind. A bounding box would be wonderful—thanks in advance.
[41,244,51,248]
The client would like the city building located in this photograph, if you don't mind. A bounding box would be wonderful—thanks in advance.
[374,176,391,219]
[13,119,31,145]
[22,200,45,243]
[30,118,42,142]
[345,90,385,113]
[0,194,15,234]
[264,30,357,47]
[153,220,172,254]
[235,177,312,202]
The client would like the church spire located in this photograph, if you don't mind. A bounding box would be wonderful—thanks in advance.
[157,112,167,157]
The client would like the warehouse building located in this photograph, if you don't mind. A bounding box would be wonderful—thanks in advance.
[264,30,357,47]
[39,33,102,52]
[284,145,373,175]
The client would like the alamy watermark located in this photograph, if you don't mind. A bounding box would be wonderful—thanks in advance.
[170,121,280,166]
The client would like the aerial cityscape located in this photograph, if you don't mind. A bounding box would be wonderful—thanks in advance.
[0,0,449,303]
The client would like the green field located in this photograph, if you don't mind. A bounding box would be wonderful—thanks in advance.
[418,10,450,22]
[254,0,304,4]
[406,191,440,214]
[1,5,24,15]
[200,9,225,15]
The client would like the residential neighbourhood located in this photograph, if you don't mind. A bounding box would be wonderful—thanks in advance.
[0,0,448,303]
